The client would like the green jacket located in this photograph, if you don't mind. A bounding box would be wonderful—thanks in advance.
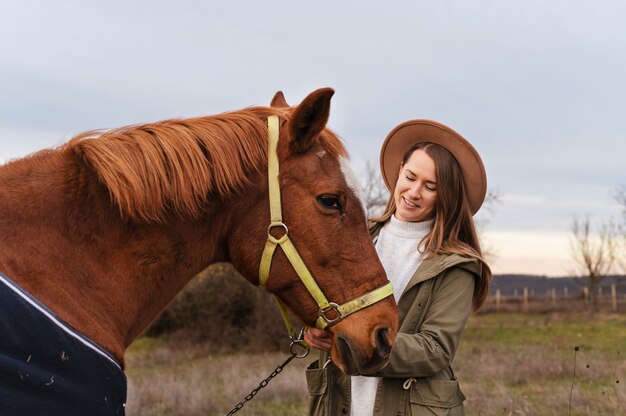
[306,224,480,416]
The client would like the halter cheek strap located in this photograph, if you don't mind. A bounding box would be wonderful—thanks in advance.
[259,115,393,338]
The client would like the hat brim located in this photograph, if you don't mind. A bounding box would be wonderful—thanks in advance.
[379,119,487,215]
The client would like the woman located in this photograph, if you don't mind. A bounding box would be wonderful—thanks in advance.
[304,119,491,416]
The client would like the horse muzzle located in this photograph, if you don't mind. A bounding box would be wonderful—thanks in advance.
[328,298,399,375]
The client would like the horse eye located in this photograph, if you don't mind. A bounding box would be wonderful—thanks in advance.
[317,195,341,210]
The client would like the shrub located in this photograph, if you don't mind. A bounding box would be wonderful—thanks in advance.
[146,263,292,351]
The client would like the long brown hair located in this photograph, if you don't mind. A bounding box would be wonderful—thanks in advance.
[374,142,491,311]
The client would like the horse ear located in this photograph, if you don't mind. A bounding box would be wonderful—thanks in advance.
[287,88,334,154]
[270,91,289,108]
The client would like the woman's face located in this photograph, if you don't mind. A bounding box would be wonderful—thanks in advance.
[394,149,438,222]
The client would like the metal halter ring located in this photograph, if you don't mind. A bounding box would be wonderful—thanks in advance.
[289,327,310,358]
[289,339,310,358]
[267,222,289,241]
[318,302,343,326]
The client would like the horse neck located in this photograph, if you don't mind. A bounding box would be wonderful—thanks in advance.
[0,150,232,365]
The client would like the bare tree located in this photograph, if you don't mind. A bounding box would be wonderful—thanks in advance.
[475,190,501,258]
[570,216,617,315]
[614,186,626,273]
[483,190,502,212]
[360,161,389,219]
[615,186,626,221]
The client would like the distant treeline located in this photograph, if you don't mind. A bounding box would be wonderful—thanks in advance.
[491,274,626,296]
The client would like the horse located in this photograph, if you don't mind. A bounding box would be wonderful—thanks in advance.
[0,88,398,415]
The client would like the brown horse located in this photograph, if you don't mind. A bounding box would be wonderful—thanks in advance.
[0,88,398,413]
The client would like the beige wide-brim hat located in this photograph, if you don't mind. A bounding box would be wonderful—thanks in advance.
[379,119,487,215]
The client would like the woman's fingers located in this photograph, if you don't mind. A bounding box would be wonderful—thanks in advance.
[304,327,333,351]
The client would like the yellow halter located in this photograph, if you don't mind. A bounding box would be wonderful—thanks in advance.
[259,115,394,341]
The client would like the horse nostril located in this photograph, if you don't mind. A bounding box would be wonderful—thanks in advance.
[375,327,391,359]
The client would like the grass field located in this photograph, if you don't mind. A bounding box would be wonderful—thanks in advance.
[457,313,626,415]
[125,312,626,415]
[126,340,309,416]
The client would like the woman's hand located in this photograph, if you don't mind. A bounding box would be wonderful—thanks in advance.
[304,327,333,351]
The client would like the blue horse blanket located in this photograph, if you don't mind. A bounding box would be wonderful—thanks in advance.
[0,272,127,415]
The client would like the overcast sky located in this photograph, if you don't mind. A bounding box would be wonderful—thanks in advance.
[1,1,624,276]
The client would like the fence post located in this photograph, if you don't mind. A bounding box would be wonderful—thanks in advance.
[612,284,617,313]
[564,286,569,298]
[523,287,528,311]
[551,287,556,307]
[583,286,589,304]
[496,289,501,312]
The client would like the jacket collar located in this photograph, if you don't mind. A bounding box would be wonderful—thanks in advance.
[369,220,480,297]
[402,253,479,296]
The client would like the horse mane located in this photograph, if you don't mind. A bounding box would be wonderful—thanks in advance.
[64,107,347,223]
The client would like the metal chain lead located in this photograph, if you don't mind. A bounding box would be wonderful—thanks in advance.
[224,330,310,416]
[223,352,297,416]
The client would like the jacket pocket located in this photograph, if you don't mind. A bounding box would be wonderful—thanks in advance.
[306,360,330,416]
[306,360,328,395]
[409,379,465,416]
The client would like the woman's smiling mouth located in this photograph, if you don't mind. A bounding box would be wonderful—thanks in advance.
[402,196,419,208]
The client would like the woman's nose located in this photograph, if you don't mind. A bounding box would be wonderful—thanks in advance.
[407,183,422,199]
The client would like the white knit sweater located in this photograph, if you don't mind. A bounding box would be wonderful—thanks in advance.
[350,215,434,416]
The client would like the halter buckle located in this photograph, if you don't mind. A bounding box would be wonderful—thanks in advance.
[318,302,343,326]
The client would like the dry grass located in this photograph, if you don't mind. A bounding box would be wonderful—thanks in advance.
[126,312,626,416]
[125,338,309,416]
[458,313,626,415]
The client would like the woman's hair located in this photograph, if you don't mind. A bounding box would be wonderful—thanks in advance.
[373,142,491,311]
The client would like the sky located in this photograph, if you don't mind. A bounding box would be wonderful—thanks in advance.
[1,1,624,276]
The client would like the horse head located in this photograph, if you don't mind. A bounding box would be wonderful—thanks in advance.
[227,88,398,375]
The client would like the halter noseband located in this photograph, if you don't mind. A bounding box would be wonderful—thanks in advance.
[259,115,394,340]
